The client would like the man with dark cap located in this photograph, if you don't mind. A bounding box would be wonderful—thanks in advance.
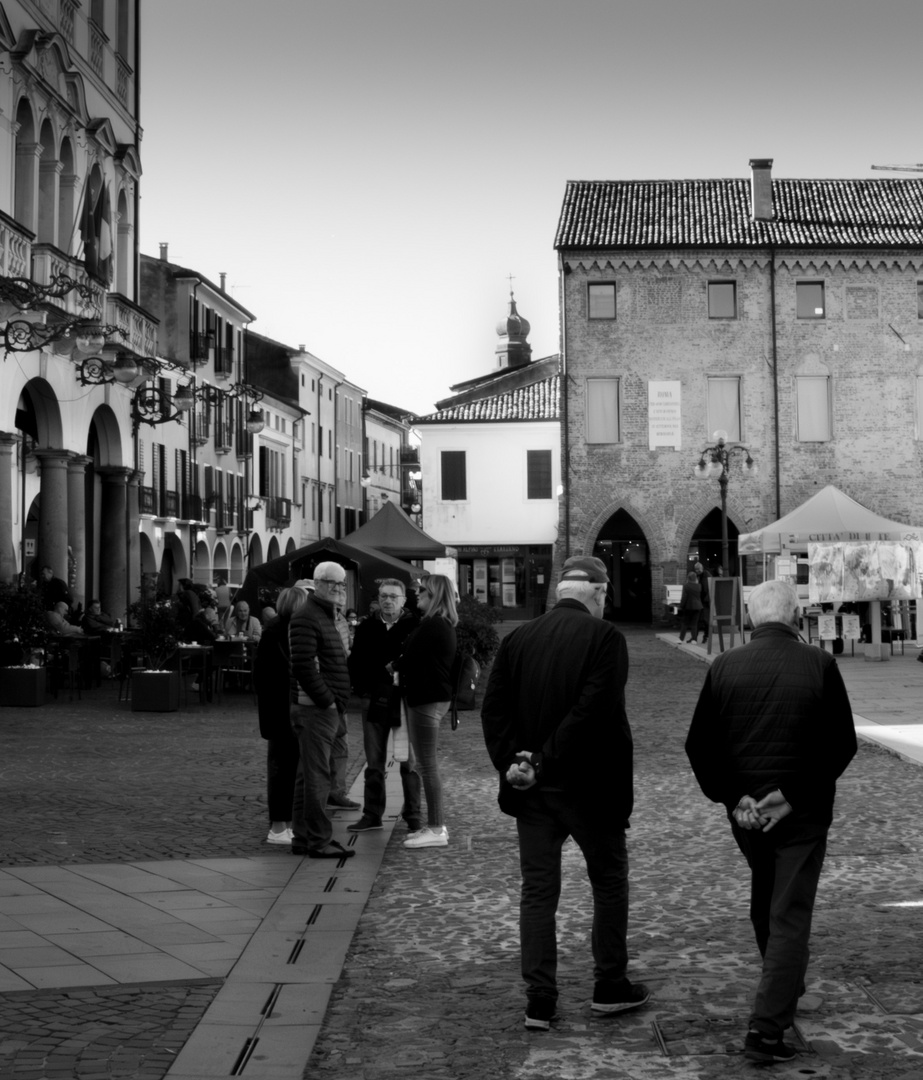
[481,555,649,1031]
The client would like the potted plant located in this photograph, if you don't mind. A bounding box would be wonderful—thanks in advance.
[127,591,183,712]
[0,581,48,707]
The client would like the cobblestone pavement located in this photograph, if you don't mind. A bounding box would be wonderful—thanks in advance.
[1,630,922,1078]
[307,627,923,1080]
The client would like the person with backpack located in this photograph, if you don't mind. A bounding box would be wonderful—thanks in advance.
[388,575,458,850]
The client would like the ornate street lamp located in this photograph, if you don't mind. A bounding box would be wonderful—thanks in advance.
[694,430,757,573]
[77,353,140,386]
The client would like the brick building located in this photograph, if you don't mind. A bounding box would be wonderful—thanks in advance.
[554,159,923,622]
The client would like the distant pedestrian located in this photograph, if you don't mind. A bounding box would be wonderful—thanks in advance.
[389,574,457,849]
[694,562,711,640]
[678,571,703,643]
[685,580,857,1063]
[481,555,649,1031]
[254,586,310,846]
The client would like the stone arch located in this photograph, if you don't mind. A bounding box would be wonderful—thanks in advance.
[230,542,244,585]
[213,541,229,581]
[285,537,297,555]
[160,533,188,593]
[87,404,124,467]
[194,539,210,585]
[19,378,64,448]
[674,488,750,573]
[581,497,664,565]
[139,532,157,575]
[249,534,263,568]
[267,535,281,561]
[585,503,657,624]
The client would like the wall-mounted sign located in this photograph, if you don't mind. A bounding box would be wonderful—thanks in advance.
[648,381,682,450]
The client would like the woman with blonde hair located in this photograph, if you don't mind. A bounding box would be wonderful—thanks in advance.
[390,575,458,849]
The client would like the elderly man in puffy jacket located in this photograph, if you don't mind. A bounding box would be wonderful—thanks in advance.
[686,579,856,1064]
[288,561,355,860]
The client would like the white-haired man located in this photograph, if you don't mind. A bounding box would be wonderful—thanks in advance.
[288,561,355,859]
[481,555,649,1031]
[685,579,857,1063]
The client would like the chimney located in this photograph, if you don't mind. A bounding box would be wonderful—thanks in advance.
[159,242,169,261]
[749,158,773,221]
[219,272,227,292]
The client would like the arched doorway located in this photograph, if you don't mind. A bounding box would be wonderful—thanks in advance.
[592,509,652,623]
[285,537,297,555]
[267,536,281,561]
[689,508,740,577]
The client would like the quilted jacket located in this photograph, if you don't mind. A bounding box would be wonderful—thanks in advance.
[288,595,350,710]
[685,622,857,825]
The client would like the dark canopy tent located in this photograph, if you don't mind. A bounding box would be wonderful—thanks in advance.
[344,501,446,559]
[234,537,416,614]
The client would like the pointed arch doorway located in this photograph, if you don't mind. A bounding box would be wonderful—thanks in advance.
[592,509,652,623]
[688,508,740,576]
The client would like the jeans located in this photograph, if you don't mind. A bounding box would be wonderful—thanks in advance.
[266,732,299,822]
[290,702,346,850]
[515,790,629,1002]
[330,717,349,799]
[404,700,449,828]
[360,701,421,827]
[732,816,828,1036]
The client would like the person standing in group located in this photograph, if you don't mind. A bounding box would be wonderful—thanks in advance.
[388,574,457,850]
[288,562,354,859]
[347,579,421,836]
[678,570,703,644]
[481,555,648,1031]
[685,580,857,1063]
[254,585,310,846]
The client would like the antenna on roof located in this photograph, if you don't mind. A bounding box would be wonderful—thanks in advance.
[871,164,923,172]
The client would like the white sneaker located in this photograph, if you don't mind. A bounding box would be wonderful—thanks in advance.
[403,826,448,849]
[266,829,293,845]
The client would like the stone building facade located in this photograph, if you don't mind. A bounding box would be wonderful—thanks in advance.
[554,159,923,622]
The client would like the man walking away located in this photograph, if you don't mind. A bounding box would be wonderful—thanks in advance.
[481,555,649,1031]
[685,579,857,1063]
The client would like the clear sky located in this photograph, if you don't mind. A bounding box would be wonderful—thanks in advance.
[139,0,923,415]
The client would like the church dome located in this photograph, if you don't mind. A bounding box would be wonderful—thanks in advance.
[496,294,531,340]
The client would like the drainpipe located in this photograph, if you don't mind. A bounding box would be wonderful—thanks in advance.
[332,379,344,537]
[769,246,780,519]
[558,253,570,558]
[133,0,141,300]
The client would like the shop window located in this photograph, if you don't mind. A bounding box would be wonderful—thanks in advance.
[441,450,467,500]
[526,450,552,499]
[796,281,825,319]
[706,377,741,441]
[708,281,737,319]
[796,376,831,441]
[586,378,620,444]
[588,283,616,319]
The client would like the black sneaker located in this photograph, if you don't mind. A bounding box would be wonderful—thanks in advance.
[743,1031,796,1063]
[326,794,360,810]
[591,979,651,1014]
[347,815,383,832]
[524,998,558,1031]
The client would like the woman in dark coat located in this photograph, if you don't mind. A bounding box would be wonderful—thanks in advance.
[390,575,458,850]
[679,570,704,643]
[254,585,310,844]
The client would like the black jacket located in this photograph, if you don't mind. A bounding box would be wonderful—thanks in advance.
[288,595,350,710]
[685,622,857,825]
[392,615,456,707]
[254,615,294,739]
[348,610,418,720]
[481,599,633,828]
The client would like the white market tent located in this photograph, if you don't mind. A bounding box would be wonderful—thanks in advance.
[738,485,923,555]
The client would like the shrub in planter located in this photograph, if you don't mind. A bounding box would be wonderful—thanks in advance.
[128,592,182,671]
[455,594,501,668]
[0,581,48,668]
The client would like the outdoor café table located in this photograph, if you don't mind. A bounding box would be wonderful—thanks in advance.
[173,643,214,704]
[212,636,258,700]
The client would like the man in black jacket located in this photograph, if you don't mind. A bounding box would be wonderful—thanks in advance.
[481,556,649,1031]
[686,579,857,1063]
[346,579,420,835]
[289,561,354,860]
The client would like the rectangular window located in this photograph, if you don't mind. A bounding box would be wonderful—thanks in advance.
[441,450,467,500]
[526,450,552,499]
[707,377,741,441]
[796,281,825,319]
[586,378,620,444]
[796,377,831,441]
[588,283,616,320]
[708,281,737,319]
[917,283,923,319]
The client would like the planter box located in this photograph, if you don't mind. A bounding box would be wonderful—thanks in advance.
[0,667,47,707]
[130,670,181,712]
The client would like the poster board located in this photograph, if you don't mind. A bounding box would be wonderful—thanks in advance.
[706,577,745,655]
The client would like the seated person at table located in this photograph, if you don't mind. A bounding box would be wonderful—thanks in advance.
[189,599,221,644]
[82,599,116,633]
[45,601,84,635]
[224,600,262,641]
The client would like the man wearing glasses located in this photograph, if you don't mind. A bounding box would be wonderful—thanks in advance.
[347,579,420,835]
[288,561,355,858]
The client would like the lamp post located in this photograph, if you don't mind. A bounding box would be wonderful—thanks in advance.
[694,430,757,573]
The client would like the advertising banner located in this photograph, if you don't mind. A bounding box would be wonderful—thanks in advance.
[808,541,923,602]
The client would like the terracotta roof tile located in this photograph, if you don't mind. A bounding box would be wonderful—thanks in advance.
[554,178,923,250]
[417,375,560,423]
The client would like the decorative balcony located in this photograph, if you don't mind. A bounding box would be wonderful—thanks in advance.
[30,245,105,318]
[104,293,159,358]
[266,495,291,529]
[400,446,420,467]
[0,215,32,283]
[215,421,233,455]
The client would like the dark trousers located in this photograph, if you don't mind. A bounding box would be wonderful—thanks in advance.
[732,817,828,1036]
[266,733,299,822]
[679,610,700,640]
[360,704,421,827]
[291,703,346,850]
[515,790,629,1002]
